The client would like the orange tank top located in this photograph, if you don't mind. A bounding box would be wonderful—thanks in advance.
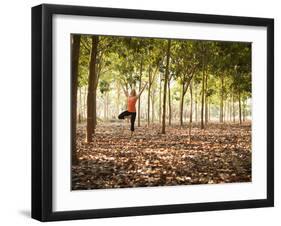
[127,96,137,112]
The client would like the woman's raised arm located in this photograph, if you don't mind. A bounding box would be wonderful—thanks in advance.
[121,85,128,97]
[136,82,148,99]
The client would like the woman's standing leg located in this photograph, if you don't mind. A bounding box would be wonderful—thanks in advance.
[130,112,137,135]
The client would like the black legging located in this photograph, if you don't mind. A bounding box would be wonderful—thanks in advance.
[118,111,137,131]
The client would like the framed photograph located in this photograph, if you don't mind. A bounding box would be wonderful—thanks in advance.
[32,4,274,221]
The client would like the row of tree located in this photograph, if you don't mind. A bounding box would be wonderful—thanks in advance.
[71,35,251,164]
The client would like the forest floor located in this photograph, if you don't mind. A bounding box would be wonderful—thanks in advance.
[72,121,252,190]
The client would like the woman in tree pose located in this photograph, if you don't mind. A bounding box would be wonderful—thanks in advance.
[118,83,148,137]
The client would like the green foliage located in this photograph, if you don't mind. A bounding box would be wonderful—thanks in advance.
[76,34,252,121]
[99,80,110,94]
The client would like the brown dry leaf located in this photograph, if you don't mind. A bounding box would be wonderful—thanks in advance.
[72,122,252,190]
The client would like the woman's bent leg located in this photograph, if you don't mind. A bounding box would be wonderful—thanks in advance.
[118,110,130,119]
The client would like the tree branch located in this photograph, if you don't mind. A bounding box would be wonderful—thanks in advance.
[81,39,90,53]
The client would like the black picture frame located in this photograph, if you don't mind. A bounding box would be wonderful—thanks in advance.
[32,3,274,222]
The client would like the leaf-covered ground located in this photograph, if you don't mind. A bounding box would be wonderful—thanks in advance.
[72,122,251,190]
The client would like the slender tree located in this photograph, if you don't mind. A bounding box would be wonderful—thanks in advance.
[78,87,82,123]
[71,34,81,165]
[168,78,172,125]
[189,79,193,143]
[151,87,156,123]
[233,93,236,123]
[147,66,151,125]
[220,74,224,123]
[205,73,208,125]
[87,36,99,143]
[195,84,198,122]
[161,40,171,134]
[147,62,160,125]
[137,56,143,126]
[201,56,205,129]
[172,41,198,127]
[159,75,162,122]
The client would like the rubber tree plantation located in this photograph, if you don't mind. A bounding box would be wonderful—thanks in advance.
[71,35,252,190]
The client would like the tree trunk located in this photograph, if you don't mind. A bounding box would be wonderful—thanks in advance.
[238,89,242,125]
[228,96,232,122]
[138,57,143,127]
[92,61,101,133]
[92,89,97,131]
[161,40,171,134]
[220,74,224,123]
[83,86,87,121]
[159,76,162,122]
[103,94,106,120]
[147,67,151,125]
[229,98,231,122]
[208,101,211,122]
[180,83,185,127]
[243,99,246,122]
[189,80,193,143]
[151,89,155,123]
[195,85,198,122]
[106,92,109,120]
[224,97,227,122]
[117,83,120,117]
[87,36,99,143]
[232,93,235,123]
[205,73,208,126]
[227,99,229,122]
[229,99,232,122]
[71,35,81,165]
[201,59,205,129]
[168,79,172,126]
[78,87,82,123]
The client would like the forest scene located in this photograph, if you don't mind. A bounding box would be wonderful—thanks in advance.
[71,34,252,190]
